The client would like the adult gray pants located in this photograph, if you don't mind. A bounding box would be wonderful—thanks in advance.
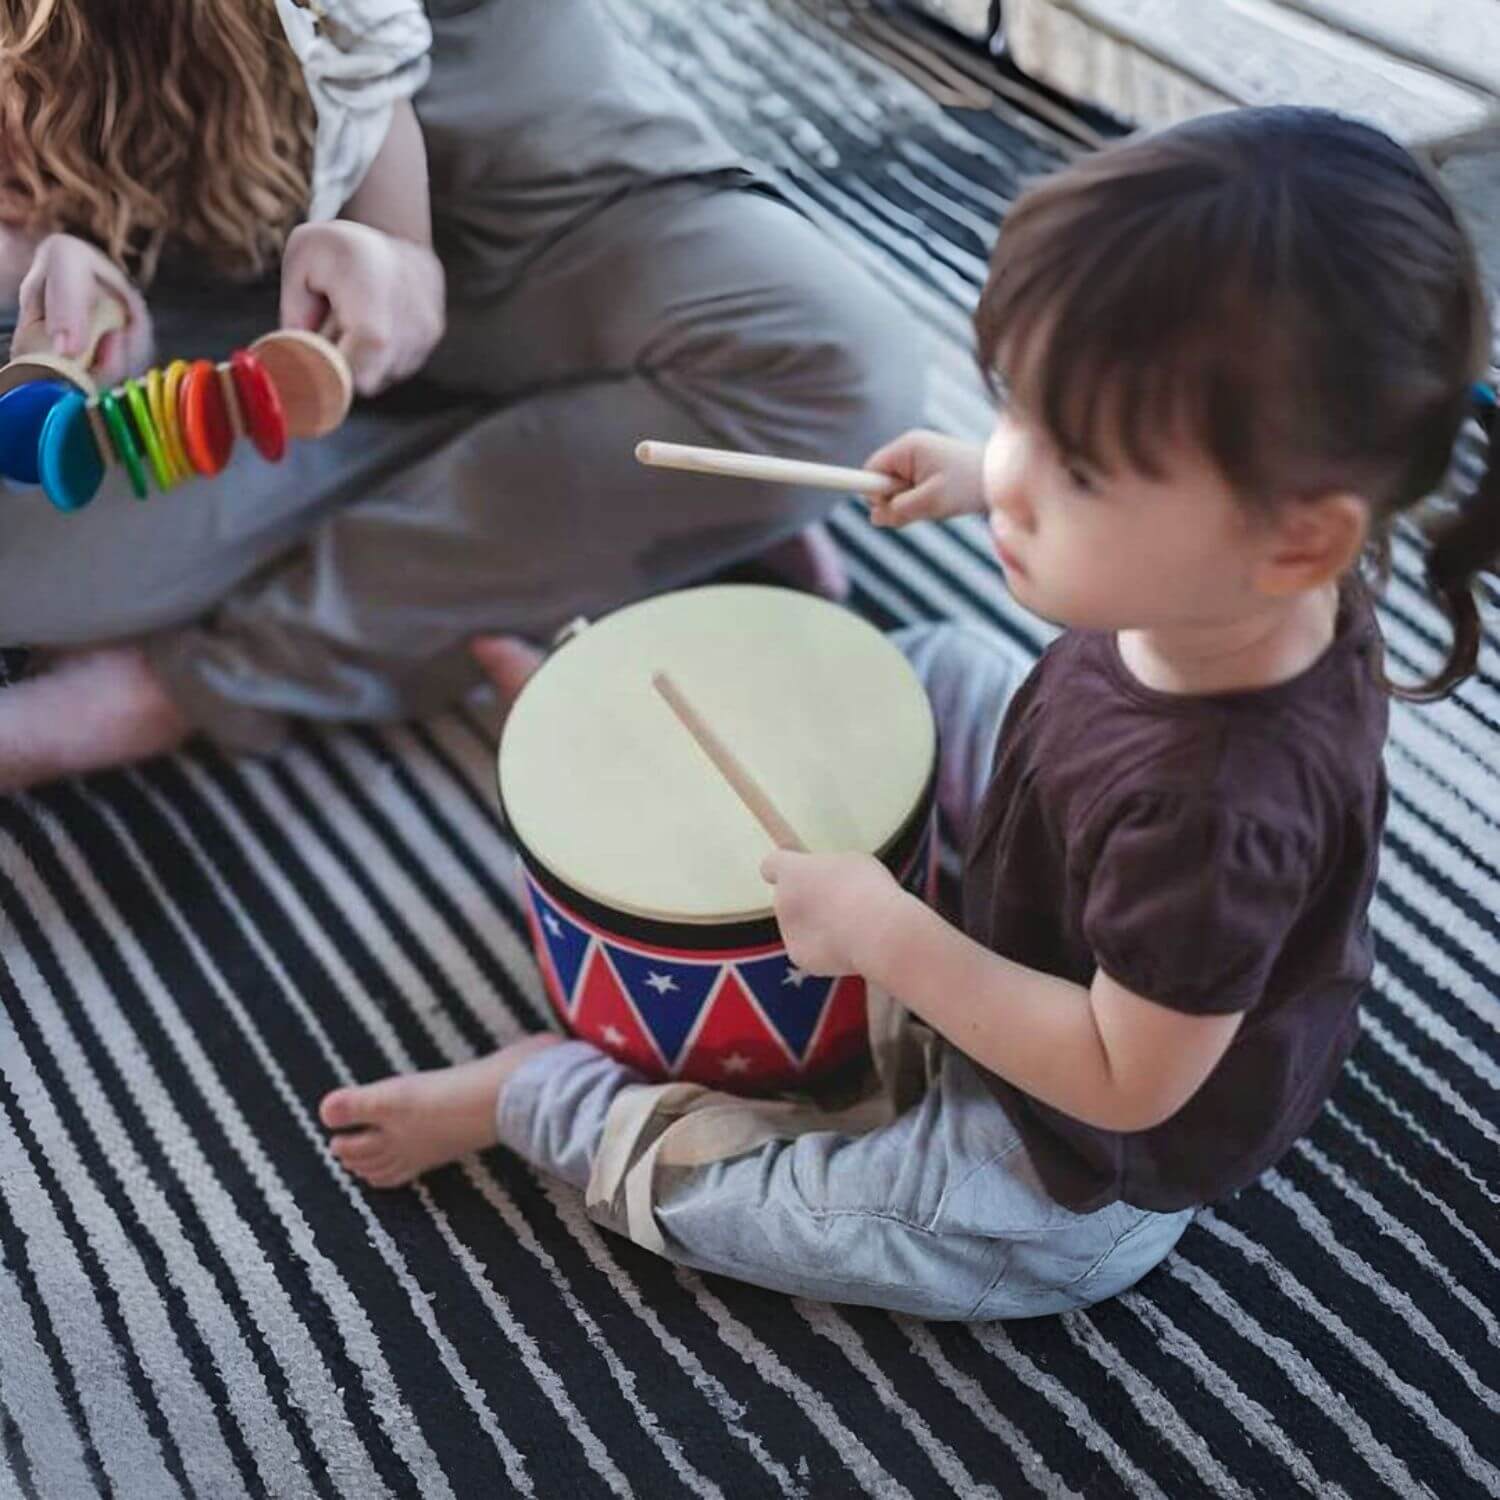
[0,0,923,750]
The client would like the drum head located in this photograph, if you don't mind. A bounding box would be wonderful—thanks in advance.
[498,585,936,925]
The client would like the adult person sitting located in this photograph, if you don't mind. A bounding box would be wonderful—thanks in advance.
[0,0,921,788]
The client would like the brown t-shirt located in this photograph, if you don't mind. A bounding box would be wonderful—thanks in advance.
[961,585,1388,1212]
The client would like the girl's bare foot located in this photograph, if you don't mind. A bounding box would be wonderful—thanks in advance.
[320,1034,563,1188]
[0,643,188,793]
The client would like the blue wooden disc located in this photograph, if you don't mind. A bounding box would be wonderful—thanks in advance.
[38,391,104,512]
[0,379,71,485]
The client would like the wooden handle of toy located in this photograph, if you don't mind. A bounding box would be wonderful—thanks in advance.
[6,293,126,371]
[80,297,127,369]
[313,314,361,386]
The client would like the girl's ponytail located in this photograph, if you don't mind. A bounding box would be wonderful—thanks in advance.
[1410,384,1499,701]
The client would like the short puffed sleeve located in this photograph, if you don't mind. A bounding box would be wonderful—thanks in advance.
[276,0,433,222]
[1081,793,1318,1014]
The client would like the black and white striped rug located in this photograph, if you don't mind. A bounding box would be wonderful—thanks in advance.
[3,3,1497,1496]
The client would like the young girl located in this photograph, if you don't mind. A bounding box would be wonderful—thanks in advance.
[320,106,1498,1319]
[0,0,917,788]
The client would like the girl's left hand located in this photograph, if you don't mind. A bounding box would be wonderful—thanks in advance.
[279,220,446,396]
[760,850,900,976]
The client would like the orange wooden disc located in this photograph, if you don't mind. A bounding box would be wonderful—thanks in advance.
[249,330,352,440]
[181,359,234,475]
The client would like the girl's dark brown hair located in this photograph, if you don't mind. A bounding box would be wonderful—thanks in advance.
[975,106,1496,699]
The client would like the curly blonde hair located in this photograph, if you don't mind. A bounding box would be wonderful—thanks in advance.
[0,0,315,285]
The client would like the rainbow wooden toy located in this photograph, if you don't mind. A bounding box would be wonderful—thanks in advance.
[0,299,353,513]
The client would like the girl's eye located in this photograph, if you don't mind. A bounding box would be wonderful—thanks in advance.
[1065,460,1098,493]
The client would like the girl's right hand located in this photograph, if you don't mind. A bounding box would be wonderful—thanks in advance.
[863,429,987,528]
[11,234,153,387]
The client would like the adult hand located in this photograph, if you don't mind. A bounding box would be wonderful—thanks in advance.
[863,429,987,528]
[760,850,900,976]
[280,220,446,397]
[12,233,153,387]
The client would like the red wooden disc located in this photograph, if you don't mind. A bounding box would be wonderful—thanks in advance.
[229,348,287,462]
[181,359,234,476]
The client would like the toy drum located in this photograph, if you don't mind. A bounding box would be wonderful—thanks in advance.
[497,584,938,1094]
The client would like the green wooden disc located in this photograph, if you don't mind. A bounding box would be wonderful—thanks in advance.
[124,379,172,491]
[99,391,148,500]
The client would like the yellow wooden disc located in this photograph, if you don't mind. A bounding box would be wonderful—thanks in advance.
[160,361,192,478]
[146,367,181,484]
[160,361,192,480]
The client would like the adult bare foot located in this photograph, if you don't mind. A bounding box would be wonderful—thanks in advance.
[0,643,188,793]
[320,1033,564,1188]
[469,634,544,705]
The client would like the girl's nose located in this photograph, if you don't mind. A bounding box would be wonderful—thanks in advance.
[983,419,1036,532]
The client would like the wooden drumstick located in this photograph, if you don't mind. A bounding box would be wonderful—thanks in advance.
[652,672,808,853]
[636,440,898,498]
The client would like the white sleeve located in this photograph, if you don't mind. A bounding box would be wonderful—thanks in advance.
[275,0,434,223]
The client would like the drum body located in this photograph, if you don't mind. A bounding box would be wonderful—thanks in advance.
[497,585,937,1094]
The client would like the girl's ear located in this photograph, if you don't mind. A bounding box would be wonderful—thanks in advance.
[1252,493,1369,598]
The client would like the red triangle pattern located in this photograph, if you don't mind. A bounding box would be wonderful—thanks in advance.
[571,948,662,1075]
[804,975,869,1076]
[676,971,802,1092]
[533,923,873,1092]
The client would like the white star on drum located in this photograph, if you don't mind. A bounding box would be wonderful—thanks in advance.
[722,1053,752,1075]
[644,971,679,995]
[783,966,808,988]
[542,911,564,939]
[602,1025,628,1048]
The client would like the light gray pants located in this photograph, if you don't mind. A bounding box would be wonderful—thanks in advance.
[0,0,923,751]
[496,625,1194,1320]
